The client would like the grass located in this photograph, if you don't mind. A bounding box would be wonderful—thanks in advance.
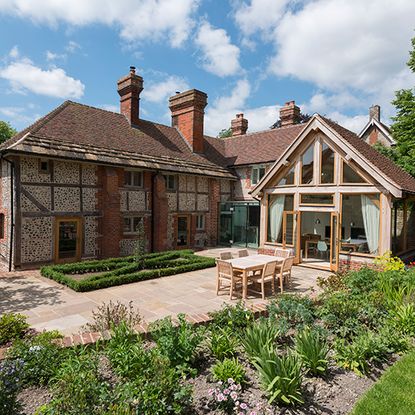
[351,349,415,415]
[40,250,215,292]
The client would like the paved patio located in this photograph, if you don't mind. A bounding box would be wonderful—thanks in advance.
[0,258,331,335]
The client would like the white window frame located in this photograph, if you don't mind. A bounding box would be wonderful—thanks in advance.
[123,216,143,234]
[124,170,143,188]
[196,214,205,230]
[251,165,266,185]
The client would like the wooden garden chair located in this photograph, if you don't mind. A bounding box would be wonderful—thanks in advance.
[249,261,278,300]
[216,259,243,300]
[237,249,249,257]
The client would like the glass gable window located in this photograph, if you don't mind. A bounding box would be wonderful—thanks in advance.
[301,144,314,184]
[341,194,380,255]
[342,162,367,183]
[277,166,295,186]
[251,166,266,185]
[267,194,294,243]
[300,194,334,205]
[321,143,335,183]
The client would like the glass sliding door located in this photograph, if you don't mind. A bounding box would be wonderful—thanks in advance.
[233,204,247,247]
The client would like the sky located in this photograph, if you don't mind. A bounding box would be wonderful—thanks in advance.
[0,0,414,137]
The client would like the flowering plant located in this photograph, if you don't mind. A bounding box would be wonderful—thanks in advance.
[0,358,25,415]
[208,378,264,414]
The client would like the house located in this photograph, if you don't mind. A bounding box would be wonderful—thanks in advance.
[359,105,395,146]
[0,67,414,272]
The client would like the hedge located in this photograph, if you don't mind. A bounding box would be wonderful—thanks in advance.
[40,250,216,292]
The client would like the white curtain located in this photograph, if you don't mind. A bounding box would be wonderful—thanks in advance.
[269,195,285,242]
[361,195,380,254]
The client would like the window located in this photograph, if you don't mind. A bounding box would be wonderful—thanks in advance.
[196,214,205,230]
[124,170,143,187]
[321,143,335,184]
[164,174,177,190]
[341,194,380,255]
[277,166,295,186]
[251,166,266,185]
[300,194,334,205]
[39,159,50,174]
[0,213,4,239]
[342,161,367,183]
[123,216,143,234]
[301,144,314,184]
[267,194,294,243]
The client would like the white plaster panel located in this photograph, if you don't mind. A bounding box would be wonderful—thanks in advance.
[128,190,146,211]
[179,175,187,191]
[187,176,196,192]
[197,194,209,211]
[54,161,80,184]
[21,194,40,212]
[21,217,53,263]
[21,157,50,183]
[23,185,51,210]
[54,187,80,212]
[197,176,208,193]
[82,164,97,185]
[82,188,96,212]
[179,193,196,211]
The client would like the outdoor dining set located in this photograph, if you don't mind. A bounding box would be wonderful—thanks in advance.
[215,248,295,300]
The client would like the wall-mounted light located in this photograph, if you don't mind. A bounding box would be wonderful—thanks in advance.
[315,218,321,225]
[230,207,234,212]
[350,221,355,227]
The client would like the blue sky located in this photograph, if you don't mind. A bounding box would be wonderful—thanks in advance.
[0,0,414,137]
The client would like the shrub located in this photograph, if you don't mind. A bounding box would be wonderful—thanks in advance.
[374,251,405,272]
[253,348,303,406]
[393,303,415,336]
[267,294,315,329]
[85,300,141,332]
[209,328,238,361]
[317,272,347,292]
[7,330,65,386]
[334,331,389,376]
[0,358,24,415]
[343,268,380,294]
[295,326,329,376]
[242,318,279,360]
[208,301,254,332]
[0,312,29,345]
[211,358,246,384]
[150,314,203,374]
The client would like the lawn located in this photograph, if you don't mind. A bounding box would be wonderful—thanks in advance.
[40,249,216,291]
[351,349,415,415]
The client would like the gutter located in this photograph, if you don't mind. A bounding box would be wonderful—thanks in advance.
[0,154,15,272]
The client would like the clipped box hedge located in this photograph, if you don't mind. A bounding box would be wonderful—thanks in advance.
[40,250,216,292]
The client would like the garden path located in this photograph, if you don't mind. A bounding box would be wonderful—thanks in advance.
[0,263,330,336]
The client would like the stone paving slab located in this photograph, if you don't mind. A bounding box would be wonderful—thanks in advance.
[0,265,330,336]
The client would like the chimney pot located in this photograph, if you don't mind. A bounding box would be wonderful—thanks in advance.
[231,113,248,136]
[117,67,143,125]
[169,89,208,153]
[279,100,301,126]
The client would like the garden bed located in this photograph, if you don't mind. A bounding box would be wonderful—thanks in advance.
[40,250,216,291]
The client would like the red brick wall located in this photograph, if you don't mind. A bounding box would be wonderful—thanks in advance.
[339,258,378,272]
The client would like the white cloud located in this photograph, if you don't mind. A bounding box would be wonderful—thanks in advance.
[46,51,65,61]
[99,104,119,113]
[0,0,199,47]
[0,106,40,126]
[0,57,84,99]
[66,40,81,53]
[269,0,415,93]
[205,79,279,135]
[195,21,241,77]
[142,75,189,104]
[9,45,19,58]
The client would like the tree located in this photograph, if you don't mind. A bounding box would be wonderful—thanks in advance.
[217,127,232,138]
[0,121,17,144]
[385,33,415,176]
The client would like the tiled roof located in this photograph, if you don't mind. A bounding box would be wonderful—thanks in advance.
[320,116,415,193]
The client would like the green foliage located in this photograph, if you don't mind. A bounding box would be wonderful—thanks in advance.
[393,303,415,336]
[0,312,29,345]
[134,219,147,269]
[374,251,405,272]
[334,331,389,376]
[41,250,215,291]
[218,127,232,138]
[38,348,110,415]
[343,267,380,293]
[150,313,203,374]
[208,301,254,332]
[295,326,329,376]
[85,300,141,332]
[208,328,238,360]
[267,294,315,329]
[0,358,24,415]
[242,318,279,360]
[7,330,65,386]
[253,348,303,406]
[0,120,17,144]
[211,357,246,384]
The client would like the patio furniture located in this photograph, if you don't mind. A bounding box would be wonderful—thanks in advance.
[219,251,233,260]
[276,256,295,290]
[237,249,249,258]
[221,254,284,299]
[317,241,328,259]
[250,261,278,299]
[274,248,292,258]
[216,259,243,300]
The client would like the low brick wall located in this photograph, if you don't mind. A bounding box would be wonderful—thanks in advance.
[0,302,269,359]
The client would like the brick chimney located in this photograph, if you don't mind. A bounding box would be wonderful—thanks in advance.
[231,113,248,136]
[369,105,380,122]
[117,66,143,125]
[279,100,301,126]
[169,89,207,153]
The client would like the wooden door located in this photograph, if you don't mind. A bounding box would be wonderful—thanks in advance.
[282,211,300,263]
[330,212,340,272]
[176,215,190,248]
[55,217,82,263]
